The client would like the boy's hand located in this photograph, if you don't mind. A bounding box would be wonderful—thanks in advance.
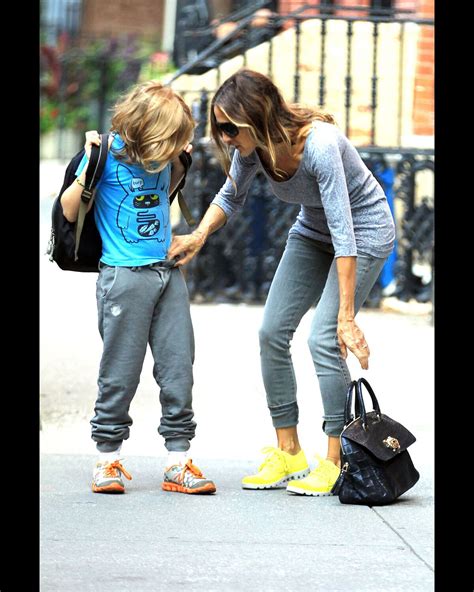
[84,130,101,158]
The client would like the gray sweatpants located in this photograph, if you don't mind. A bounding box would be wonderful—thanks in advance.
[91,262,196,453]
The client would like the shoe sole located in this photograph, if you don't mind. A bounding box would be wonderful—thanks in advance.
[92,482,125,494]
[241,468,310,490]
[162,482,216,494]
[286,486,334,496]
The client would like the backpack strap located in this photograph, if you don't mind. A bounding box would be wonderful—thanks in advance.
[177,191,195,226]
[74,133,109,261]
[170,150,196,226]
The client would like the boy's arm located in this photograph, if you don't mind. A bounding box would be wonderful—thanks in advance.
[60,167,92,223]
[61,130,106,223]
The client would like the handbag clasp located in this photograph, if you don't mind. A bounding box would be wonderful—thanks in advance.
[383,436,400,451]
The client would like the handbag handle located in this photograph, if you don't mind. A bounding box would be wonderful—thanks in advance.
[344,378,382,428]
[343,381,358,425]
[355,378,382,429]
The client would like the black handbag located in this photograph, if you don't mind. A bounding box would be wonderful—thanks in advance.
[331,377,420,506]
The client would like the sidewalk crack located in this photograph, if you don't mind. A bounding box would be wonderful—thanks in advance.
[371,507,433,572]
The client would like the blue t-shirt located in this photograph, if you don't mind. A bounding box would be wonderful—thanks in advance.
[75,134,172,266]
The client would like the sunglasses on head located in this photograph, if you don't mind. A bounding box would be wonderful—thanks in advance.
[215,121,240,138]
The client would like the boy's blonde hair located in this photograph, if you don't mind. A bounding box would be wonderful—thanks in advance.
[111,81,195,173]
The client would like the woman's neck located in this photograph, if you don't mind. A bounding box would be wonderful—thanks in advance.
[258,137,306,179]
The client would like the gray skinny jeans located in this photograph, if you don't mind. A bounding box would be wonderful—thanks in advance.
[259,233,388,437]
[91,262,196,452]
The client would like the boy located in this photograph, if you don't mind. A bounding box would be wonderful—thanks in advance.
[60,81,216,495]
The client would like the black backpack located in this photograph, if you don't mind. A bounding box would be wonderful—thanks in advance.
[46,133,195,272]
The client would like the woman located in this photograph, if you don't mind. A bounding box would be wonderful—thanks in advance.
[168,69,395,496]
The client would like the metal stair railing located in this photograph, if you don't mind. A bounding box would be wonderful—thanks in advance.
[167,1,422,86]
[167,0,278,84]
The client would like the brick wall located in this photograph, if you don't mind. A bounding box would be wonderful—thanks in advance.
[335,0,370,18]
[278,0,305,14]
[81,0,164,38]
[278,0,375,17]
[394,0,417,15]
[411,0,434,136]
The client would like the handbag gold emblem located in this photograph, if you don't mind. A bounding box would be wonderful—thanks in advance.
[383,436,400,451]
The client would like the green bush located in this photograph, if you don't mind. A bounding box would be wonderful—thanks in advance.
[40,36,174,135]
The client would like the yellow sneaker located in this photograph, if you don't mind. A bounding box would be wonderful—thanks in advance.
[241,446,310,489]
[287,454,340,496]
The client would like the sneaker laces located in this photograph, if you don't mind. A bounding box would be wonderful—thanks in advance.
[309,454,338,479]
[103,460,132,481]
[258,446,287,472]
[182,459,204,479]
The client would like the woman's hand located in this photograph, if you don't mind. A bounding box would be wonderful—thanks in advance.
[168,204,227,266]
[84,130,101,158]
[337,318,370,370]
[168,230,205,266]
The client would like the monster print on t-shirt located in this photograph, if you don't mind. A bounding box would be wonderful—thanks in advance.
[116,163,170,244]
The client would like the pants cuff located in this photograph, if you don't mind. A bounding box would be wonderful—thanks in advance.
[269,401,299,428]
[322,414,346,437]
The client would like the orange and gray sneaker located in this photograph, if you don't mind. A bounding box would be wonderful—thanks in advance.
[92,460,132,494]
[162,459,216,494]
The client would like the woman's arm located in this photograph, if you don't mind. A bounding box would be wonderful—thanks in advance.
[336,256,370,370]
[167,204,227,266]
[168,149,259,266]
[307,131,369,368]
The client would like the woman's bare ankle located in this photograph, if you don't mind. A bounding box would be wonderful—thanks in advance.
[276,427,301,455]
[279,442,301,455]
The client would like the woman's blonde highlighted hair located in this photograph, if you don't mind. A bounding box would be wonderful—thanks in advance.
[210,69,335,180]
[110,81,195,173]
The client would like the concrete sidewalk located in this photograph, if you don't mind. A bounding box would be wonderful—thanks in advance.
[40,296,434,590]
[41,454,433,592]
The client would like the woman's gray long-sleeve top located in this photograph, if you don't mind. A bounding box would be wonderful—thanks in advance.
[211,121,396,259]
